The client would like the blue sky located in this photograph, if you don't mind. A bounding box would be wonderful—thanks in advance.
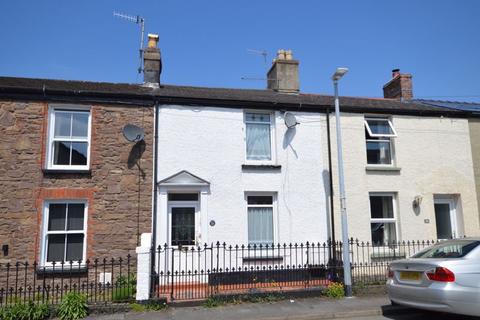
[1,1,479,101]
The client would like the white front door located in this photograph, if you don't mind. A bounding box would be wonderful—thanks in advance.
[434,198,457,240]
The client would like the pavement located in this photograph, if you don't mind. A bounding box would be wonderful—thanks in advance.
[83,294,480,320]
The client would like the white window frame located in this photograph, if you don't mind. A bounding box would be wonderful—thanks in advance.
[46,104,92,170]
[365,117,396,166]
[364,117,397,138]
[369,193,398,246]
[245,192,278,245]
[41,200,88,267]
[244,110,276,165]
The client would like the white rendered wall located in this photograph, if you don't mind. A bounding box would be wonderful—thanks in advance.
[156,105,329,247]
[327,113,480,242]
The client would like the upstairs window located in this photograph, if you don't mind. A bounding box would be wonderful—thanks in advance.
[245,112,273,162]
[364,117,397,165]
[47,107,91,170]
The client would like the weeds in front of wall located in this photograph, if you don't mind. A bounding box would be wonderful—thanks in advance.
[202,293,285,308]
[129,300,167,312]
[324,282,345,299]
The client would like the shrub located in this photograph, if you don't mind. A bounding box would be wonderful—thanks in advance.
[324,282,345,299]
[112,274,136,302]
[0,301,49,320]
[57,292,88,320]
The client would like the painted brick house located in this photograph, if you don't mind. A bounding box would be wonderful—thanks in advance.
[1,36,480,269]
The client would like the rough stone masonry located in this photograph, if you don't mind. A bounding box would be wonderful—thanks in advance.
[0,100,154,263]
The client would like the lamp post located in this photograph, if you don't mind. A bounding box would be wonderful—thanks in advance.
[332,67,352,297]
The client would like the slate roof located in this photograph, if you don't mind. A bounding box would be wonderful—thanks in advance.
[415,99,480,114]
[0,76,474,117]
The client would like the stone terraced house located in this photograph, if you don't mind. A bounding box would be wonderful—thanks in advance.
[1,35,480,269]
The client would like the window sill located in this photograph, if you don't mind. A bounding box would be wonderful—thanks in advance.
[242,164,281,171]
[365,166,401,172]
[43,169,91,175]
[36,265,87,275]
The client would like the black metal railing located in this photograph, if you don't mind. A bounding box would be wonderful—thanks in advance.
[0,256,136,306]
[0,239,439,305]
[151,239,437,301]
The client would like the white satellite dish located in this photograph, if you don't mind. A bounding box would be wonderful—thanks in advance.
[123,124,145,142]
[284,112,298,128]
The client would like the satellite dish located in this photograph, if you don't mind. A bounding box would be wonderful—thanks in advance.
[123,124,145,142]
[284,112,298,128]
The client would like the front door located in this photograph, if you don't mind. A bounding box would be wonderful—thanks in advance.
[168,203,199,246]
[434,199,457,239]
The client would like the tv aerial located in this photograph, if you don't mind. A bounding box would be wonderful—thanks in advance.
[123,124,145,143]
[284,112,298,128]
[242,49,270,82]
[113,11,145,74]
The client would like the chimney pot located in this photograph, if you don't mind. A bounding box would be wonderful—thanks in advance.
[147,34,159,48]
[392,68,400,78]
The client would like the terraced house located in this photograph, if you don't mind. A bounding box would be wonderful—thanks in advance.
[1,35,479,272]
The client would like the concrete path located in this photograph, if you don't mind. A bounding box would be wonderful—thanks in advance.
[85,295,417,320]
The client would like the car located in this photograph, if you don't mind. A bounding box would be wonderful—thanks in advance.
[386,238,480,317]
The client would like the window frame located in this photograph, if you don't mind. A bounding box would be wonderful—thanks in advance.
[46,104,92,171]
[364,116,396,166]
[245,192,277,245]
[41,200,88,267]
[369,192,398,246]
[364,117,397,138]
[244,110,276,165]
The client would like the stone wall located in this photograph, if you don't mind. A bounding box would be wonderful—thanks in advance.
[0,100,154,263]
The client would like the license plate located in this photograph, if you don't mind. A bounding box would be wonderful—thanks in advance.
[399,271,421,281]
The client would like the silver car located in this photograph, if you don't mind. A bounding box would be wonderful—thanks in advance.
[387,238,480,317]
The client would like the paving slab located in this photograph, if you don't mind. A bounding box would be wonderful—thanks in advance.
[85,295,410,320]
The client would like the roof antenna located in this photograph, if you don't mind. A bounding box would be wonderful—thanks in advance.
[113,11,145,74]
[247,49,268,65]
[242,49,271,82]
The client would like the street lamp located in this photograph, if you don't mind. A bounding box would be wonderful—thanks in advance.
[331,67,353,297]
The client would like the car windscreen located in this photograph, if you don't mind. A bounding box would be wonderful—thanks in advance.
[412,240,480,259]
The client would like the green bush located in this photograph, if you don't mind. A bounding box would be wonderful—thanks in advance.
[112,274,136,302]
[324,282,345,299]
[0,301,49,320]
[57,292,88,320]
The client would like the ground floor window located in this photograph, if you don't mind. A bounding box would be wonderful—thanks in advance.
[247,194,274,245]
[43,201,87,265]
[369,193,397,246]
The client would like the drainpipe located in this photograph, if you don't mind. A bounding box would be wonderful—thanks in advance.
[150,101,160,292]
[325,109,336,257]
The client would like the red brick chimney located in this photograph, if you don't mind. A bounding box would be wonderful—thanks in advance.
[383,69,413,100]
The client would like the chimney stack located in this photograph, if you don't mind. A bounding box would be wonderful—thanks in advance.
[383,68,413,100]
[143,34,162,86]
[267,49,299,94]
